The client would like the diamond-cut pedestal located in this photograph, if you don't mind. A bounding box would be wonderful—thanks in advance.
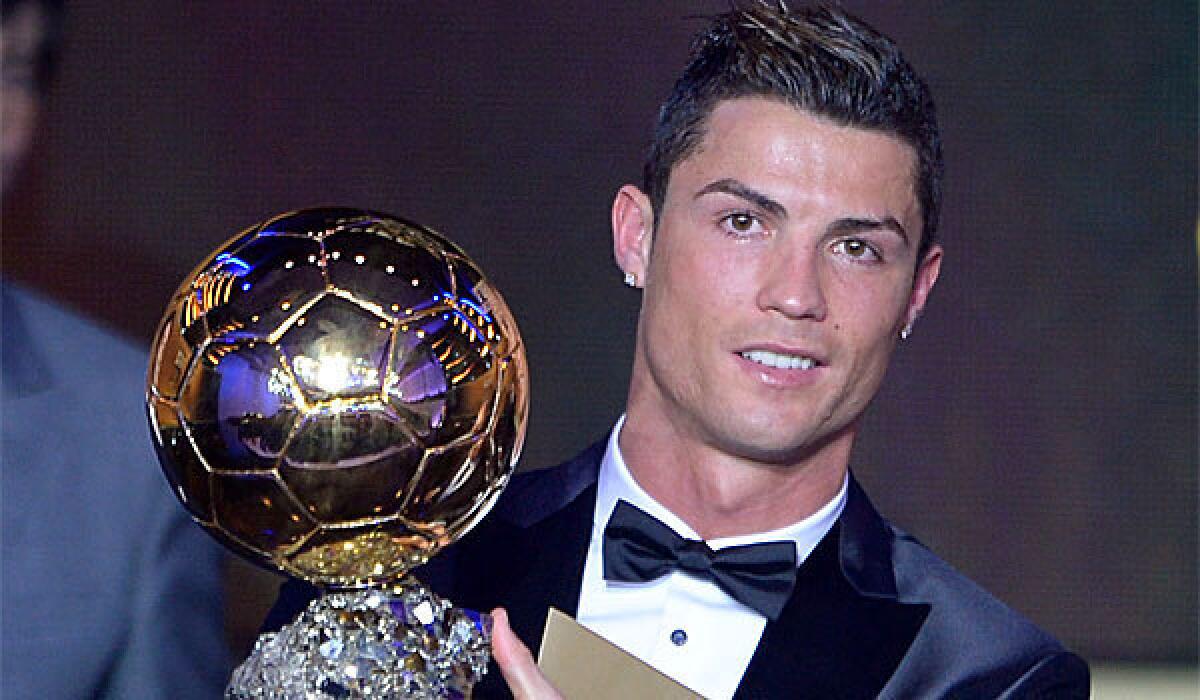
[227,581,491,699]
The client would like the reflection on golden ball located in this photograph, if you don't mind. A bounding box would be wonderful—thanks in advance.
[146,208,528,587]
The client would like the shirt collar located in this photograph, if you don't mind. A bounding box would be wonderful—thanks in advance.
[594,414,848,566]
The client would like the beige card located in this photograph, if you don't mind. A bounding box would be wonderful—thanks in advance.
[537,608,704,699]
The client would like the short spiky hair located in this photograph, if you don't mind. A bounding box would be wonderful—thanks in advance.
[643,2,943,257]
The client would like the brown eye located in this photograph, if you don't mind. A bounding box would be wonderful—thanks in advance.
[721,212,762,236]
[834,239,879,261]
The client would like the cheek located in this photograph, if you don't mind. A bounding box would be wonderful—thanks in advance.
[653,235,744,308]
[826,275,911,371]
[832,291,903,410]
[827,262,912,323]
[640,244,744,380]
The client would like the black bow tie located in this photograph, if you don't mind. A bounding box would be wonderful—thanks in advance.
[602,499,798,620]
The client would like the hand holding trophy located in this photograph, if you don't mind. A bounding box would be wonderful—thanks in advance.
[146,208,529,698]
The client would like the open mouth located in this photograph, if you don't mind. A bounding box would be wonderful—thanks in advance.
[739,349,818,370]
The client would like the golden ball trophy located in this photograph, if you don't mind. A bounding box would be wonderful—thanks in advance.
[146,208,529,698]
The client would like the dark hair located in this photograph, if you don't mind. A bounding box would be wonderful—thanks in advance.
[643,2,943,257]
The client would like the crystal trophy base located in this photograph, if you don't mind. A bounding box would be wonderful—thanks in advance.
[227,579,491,699]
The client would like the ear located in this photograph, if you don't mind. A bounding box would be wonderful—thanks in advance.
[611,185,655,288]
[902,244,943,331]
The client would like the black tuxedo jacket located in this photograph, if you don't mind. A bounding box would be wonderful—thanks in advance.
[269,441,1089,698]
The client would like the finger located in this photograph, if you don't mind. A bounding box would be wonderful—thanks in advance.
[490,607,563,700]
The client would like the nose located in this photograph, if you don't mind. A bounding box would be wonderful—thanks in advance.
[755,242,827,321]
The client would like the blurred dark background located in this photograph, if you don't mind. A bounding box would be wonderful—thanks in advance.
[3,1,1195,664]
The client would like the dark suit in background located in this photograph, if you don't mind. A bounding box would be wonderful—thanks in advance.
[271,440,1089,698]
[1,281,231,698]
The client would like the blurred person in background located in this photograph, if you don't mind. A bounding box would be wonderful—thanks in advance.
[1,0,231,696]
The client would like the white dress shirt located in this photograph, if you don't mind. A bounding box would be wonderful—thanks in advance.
[574,417,848,699]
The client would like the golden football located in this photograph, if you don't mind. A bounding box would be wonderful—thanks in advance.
[146,208,528,587]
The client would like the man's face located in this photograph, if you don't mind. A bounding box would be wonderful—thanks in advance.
[615,97,941,465]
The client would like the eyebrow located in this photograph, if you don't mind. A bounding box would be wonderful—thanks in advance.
[696,177,910,246]
[829,216,910,246]
[695,179,788,219]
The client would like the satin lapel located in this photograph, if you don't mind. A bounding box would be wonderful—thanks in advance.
[454,443,603,698]
[490,439,606,648]
[490,481,596,649]
[735,477,930,699]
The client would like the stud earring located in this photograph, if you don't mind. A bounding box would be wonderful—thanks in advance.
[624,272,637,287]
[899,323,913,340]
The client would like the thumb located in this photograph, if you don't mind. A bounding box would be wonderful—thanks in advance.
[490,607,563,700]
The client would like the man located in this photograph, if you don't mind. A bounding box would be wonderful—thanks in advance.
[271,4,1089,697]
[1,1,231,696]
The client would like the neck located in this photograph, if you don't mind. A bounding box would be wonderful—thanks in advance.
[617,412,853,540]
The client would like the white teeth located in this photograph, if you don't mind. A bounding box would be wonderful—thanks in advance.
[740,350,816,370]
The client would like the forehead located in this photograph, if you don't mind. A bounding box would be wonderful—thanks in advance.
[674,97,920,222]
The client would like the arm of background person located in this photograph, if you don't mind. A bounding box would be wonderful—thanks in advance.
[100,477,231,699]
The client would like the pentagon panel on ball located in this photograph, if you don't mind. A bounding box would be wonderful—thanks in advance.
[145,207,529,588]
